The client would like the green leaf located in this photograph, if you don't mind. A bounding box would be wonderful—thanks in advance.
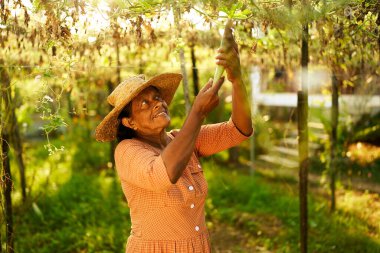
[43,70,53,78]
[32,0,42,12]
[229,4,238,17]
[220,6,230,15]
[232,13,248,20]
[353,125,380,141]
[242,9,252,16]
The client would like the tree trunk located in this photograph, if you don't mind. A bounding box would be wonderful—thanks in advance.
[106,80,116,168]
[298,8,309,253]
[228,147,239,164]
[67,88,74,119]
[116,41,121,85]
[1,62,15,253]
[0,61,2,253]
[137,48,145,74]
[298,91,308,253]
[377,3,380,94]
[173,2,191,113]
[1,133,13,253]
[190,45,199,96]
[10,92,27,202]
[179,50,190,113]
[330,73,339,212]
[7,89,27,202]
[286,0,293,8]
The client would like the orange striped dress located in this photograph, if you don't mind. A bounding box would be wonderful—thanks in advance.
[114,118,250,253]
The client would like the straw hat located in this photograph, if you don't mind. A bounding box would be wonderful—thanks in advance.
[95,73,183,142]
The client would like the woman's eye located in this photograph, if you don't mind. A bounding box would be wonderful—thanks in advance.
[155,96,162,101]
[141,100,147,106]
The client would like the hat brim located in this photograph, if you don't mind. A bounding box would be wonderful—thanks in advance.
[95,73,182,142]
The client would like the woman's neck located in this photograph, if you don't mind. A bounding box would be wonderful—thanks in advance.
[135,130,170,149]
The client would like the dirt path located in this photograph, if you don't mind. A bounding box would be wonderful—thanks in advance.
[209,221,272,253]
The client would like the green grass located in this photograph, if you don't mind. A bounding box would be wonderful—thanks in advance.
[14,171,130,253]
[204,160,380,253]
[11,127,131,253]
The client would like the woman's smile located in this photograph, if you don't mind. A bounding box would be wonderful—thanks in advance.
[154,110,168,118]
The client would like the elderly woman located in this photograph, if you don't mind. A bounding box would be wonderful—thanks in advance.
[95,28,252,252]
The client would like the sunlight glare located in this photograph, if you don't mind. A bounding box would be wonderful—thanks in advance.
[252,27,265,39]
[296,66,330,93]
[78,0,110,35]
[183,9,209,31]
[150,10,174,30]
[22,0,33,9]
[88,36,97,43]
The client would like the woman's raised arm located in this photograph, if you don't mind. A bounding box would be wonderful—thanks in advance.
[215,27,253,136]
[161,78,224,184]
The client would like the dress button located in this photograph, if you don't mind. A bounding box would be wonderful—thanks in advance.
[188,185,194,191]
[190,203,195,209]
[197,164,201,168]
[195,226,200,231]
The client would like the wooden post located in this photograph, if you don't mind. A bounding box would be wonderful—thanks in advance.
[286,0,293,8]
[250,66,261,175]
[106,80,116,167]
[299,6,309,252]
[111,40,122,167]
[10,94,27,202]
[1,62,14,253]
[116,41,121,85]
[298,91,308,253]
[190,45,199,96]
[1,133,13,253]
[330,74,338,212]
[0,59,2,253]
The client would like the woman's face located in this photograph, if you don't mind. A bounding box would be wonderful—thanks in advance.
[126,86,170,135]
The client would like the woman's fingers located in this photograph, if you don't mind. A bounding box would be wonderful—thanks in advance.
[215,59,228,67]
[210,76,225,94]
[200,78,213,92]
[193,76,223,117]
[215,55,234,65]
[216,49,238,60]
[216,58,238,71]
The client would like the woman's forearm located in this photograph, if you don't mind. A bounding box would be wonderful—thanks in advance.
[161,77,222,184]
[161,109,204,183]
[231,78,253,136]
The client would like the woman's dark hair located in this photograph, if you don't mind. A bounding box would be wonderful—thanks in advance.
[117,102,135,142]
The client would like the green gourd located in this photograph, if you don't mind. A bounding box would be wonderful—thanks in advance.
[213,19,233,85]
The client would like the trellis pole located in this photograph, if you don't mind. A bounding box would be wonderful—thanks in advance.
[330,74,338,212]
[298,1,309,252]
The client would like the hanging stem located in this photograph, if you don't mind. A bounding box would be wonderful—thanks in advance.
[173,0,191,113]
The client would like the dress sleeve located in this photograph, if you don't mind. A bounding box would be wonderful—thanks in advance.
[114,140,173,192]
[195,117,253,157]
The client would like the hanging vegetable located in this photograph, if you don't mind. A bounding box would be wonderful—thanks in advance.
[213,19,233,85]
[212,3,251,85]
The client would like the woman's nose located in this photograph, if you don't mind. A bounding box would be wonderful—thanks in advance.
[154,100,163,109]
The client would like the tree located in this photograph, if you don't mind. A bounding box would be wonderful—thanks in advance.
[1,61,14,253]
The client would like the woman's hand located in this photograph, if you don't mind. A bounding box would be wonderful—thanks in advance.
[215,27,242,84]
[215,26,253,137]
[192,77,225,119]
